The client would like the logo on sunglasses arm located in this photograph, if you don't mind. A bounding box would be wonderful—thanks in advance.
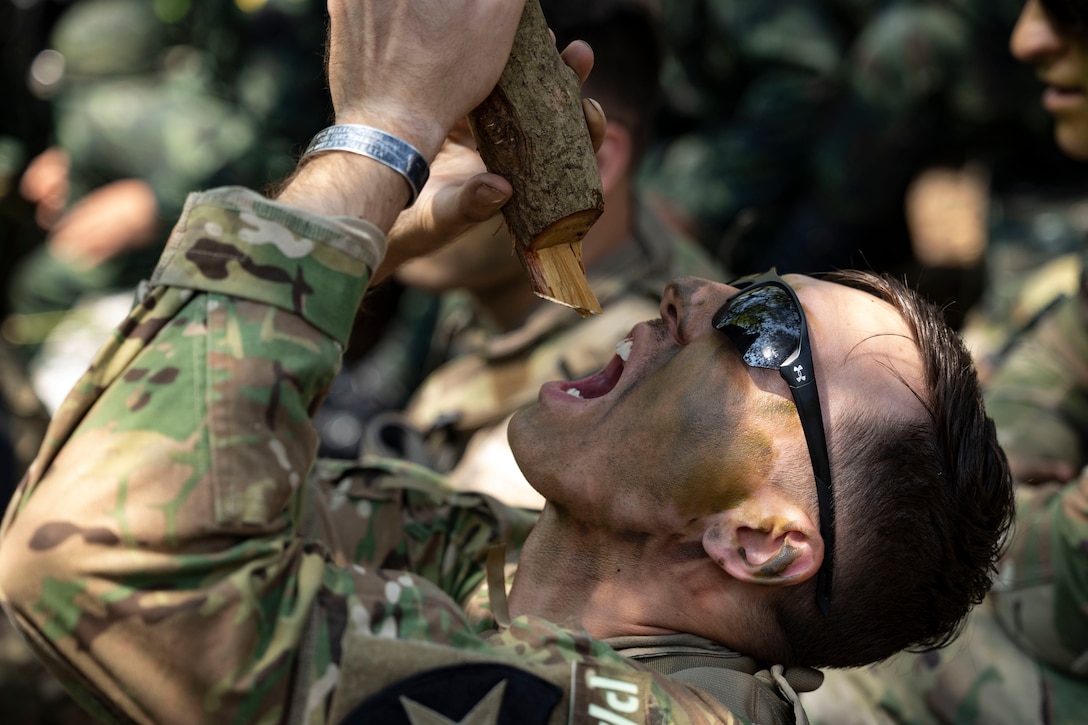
[792,364,807,383]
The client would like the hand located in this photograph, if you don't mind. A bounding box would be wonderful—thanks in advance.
[326,0,529,160]
[1006,456,1078,486]
[373,41,605,283]
[47,179,159,268]
[19,147,70,230]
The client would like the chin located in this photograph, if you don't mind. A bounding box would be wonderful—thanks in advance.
[506,407,534,474]
[506,405,568,499]
[1055,122,1088,161]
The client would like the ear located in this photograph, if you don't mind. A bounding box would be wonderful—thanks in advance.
[703,499,824,587]
[595,121,632,194]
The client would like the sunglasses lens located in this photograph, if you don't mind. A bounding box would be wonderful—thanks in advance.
[713,285,801,369]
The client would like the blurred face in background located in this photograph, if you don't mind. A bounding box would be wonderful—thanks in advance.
[1011,0,1088,158]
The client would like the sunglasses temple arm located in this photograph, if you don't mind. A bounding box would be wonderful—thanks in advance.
[789,378,835,616]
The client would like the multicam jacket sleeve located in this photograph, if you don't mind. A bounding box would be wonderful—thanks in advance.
[0,187,753,725]
[985,287,1088,683]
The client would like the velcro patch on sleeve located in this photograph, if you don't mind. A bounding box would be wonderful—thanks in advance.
[569,663,650,725]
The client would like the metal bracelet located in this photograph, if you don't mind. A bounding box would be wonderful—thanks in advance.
[301,125,430,207]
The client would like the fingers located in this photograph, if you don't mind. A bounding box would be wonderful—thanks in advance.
[385,173,510,255]
[559,40,594,85]
[1008,457,1078,485]
[459,174,513,223]
[374,172,512,285]
[558,40,604,151]
[582,98,607,153]
[20,147,71,229]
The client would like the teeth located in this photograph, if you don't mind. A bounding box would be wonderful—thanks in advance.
[616,338,633,362]
[564,388,583,398]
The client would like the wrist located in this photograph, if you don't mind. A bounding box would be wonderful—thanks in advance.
[333,105,449,161]
[301,125,430,207]
[276,152,408,234]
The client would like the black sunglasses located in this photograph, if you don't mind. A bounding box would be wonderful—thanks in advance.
[711,269,834,616]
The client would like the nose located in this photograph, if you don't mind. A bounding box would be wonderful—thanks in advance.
[659,276,735,344]
[1011,0,1065,64]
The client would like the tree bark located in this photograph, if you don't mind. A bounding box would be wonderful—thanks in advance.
[468,0,603,316]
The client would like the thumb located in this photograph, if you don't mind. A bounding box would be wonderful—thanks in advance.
[454,173,512,224]
[375,173,512,285]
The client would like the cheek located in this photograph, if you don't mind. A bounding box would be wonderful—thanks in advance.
[633,358,789,516]
[672,425,777,518]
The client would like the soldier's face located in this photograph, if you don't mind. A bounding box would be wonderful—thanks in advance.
[1012,0,1088,158]
[508,275,926,532]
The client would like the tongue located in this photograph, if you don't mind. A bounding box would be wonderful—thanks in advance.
[567,355,624,399]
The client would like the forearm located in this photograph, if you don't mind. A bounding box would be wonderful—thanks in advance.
[276,151,413,242]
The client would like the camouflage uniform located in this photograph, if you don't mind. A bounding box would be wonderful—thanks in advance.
[0,187,821,724]
[399,202,726,504]
[802,259,1088,724]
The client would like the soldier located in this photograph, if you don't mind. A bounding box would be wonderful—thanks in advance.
[8,0,332,356]
[0,1,1013,723]
[368,0,727,507]
[803,1,1088,722]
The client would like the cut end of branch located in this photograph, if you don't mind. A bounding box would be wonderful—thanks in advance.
[520,243,602,317]
[529,207,603,251]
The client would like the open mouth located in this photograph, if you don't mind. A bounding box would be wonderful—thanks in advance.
[561,338,632,399]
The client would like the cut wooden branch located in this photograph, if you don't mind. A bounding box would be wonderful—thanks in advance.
[468,0,603,316]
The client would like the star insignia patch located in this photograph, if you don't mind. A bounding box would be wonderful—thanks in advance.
[339,663,561,725]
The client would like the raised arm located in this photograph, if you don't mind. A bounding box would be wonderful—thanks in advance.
[0,2,531,722]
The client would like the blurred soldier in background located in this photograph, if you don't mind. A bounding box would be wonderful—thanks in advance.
[8,0,333,359]
[0,0,63,499]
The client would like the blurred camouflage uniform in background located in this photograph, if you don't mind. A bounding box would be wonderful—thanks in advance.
[801,251,1088,724]
[645,0,877,266]
[644,0,1087,325]
[6,0,333,354]
[0,0,56,493]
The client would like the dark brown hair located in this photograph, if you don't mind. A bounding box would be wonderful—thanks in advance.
[763,271,1014,668]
